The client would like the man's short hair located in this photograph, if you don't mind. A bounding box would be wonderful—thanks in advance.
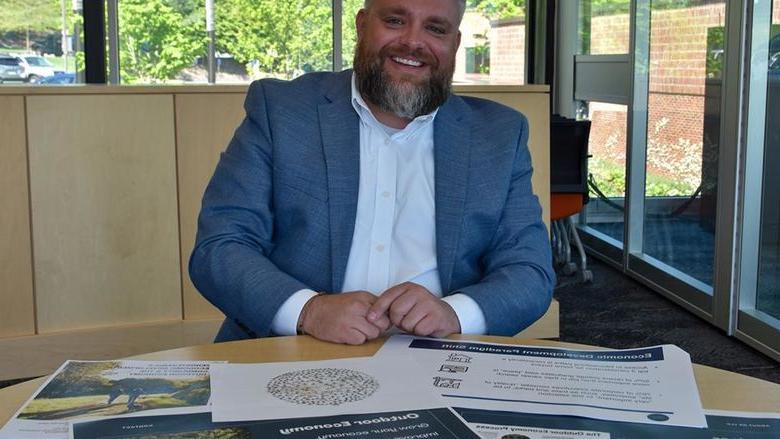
[362,0,467,23]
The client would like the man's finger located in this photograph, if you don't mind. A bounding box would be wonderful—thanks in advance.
[367,284,409,322]
[342,328,367,345]
[371,313,392,332]
[388,292,422,326]
[414,314,439,337]
[353,318,381,340]
[398,304,428,333]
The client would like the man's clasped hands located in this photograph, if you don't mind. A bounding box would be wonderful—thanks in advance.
[297,282,461,345]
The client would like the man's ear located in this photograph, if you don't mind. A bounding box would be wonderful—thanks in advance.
[356,9,367,39]
[456,30,462,50]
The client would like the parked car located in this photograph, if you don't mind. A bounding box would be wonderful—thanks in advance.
[39,72,76,84]
[0,53,59,83]
[0,55,26,83]
[18,54,59,82]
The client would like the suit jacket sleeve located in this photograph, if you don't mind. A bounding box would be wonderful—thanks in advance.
[189,80,309,338]
[455,114,555,336]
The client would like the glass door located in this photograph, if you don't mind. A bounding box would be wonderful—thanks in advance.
[631,0,727,306]
[566,0,780,360]
[736,0,780,359]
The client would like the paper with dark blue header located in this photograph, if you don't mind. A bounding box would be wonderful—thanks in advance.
[71,408,480,439]
[374,336,706,428]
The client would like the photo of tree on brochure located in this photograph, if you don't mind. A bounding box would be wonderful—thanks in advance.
[18,361,210,421]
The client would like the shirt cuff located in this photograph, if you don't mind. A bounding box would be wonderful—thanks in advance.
[442,293,487,335]
[270,289,319,336]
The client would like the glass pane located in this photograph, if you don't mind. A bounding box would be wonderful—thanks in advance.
[0,0,82,85]
[642,0,726,287]
[117,0,206,84]
[756,3,780,321]
[216,0,333,82]
[583,102,627,243]
[341,0,363,70]
[579,0,631,55]
[117,1,334,84]
[455,1,526,84]
[578,1,630,243]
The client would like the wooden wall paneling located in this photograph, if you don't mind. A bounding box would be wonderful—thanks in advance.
[0,96,36,337]
[26,94,182,332]
[457,91,551,227]
[175,93,246,320]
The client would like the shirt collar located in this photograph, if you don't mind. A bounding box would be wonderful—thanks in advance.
[350,73,438,133]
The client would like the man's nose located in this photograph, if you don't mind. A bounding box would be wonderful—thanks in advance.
[398,25,425,50]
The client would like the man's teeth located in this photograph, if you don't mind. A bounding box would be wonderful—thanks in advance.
[393,57,423,67]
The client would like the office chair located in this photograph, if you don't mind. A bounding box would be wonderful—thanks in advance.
[550,115,593,283]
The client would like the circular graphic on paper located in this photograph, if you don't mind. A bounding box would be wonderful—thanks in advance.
[266,368,379,406]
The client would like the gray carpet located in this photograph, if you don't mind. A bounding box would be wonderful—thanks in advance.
[554,256,780,384]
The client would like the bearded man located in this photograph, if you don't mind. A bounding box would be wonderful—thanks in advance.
[190,0,555,345]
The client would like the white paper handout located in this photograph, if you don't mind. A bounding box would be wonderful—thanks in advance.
[0,360,218,439]
[210,356,446,422]
[374,336,707,428]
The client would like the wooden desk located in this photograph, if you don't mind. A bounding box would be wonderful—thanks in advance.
[1,335,778,426]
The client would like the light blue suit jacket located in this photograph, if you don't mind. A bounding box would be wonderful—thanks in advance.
[190,70,555,342]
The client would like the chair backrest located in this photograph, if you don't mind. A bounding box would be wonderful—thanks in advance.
[550,115,591,195]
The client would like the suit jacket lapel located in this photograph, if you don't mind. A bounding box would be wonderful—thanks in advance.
[318,73,360,292]
[434,96,471,292]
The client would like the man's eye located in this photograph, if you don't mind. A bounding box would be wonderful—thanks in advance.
[385,17,403,25]
[428,26,446,35]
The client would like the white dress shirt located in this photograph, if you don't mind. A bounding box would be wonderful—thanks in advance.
[270,75,486,336]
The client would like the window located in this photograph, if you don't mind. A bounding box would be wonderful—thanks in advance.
[0,0,82,85]
[579,0,630,55]
[581,102,628,244]
[214,0,334,82]
[4,1,530,85]
[341,0,364,71]
[457,1,526,84]
[114,0,335,85]
[756,26,780,321]
[577,1,631,245]
[640,0,727,288]
[465,45,490,74]
[737,0,780,354]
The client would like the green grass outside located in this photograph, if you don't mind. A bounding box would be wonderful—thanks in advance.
[590,158,698,198]
[0,47,28,54]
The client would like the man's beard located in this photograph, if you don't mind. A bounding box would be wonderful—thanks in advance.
[353,41,454,120]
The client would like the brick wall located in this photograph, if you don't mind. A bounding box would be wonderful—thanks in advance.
[587,3,731,186]
[589,98,708,187]
[588,102,628,168]
[589,13,630,54]
[490,18,526,84]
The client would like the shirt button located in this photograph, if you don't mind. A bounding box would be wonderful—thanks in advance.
[382,191,391,198]
[384,138,391,145]
[375,244,385,252]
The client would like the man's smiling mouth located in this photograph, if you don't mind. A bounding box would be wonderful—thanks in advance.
[392,56,424,67]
